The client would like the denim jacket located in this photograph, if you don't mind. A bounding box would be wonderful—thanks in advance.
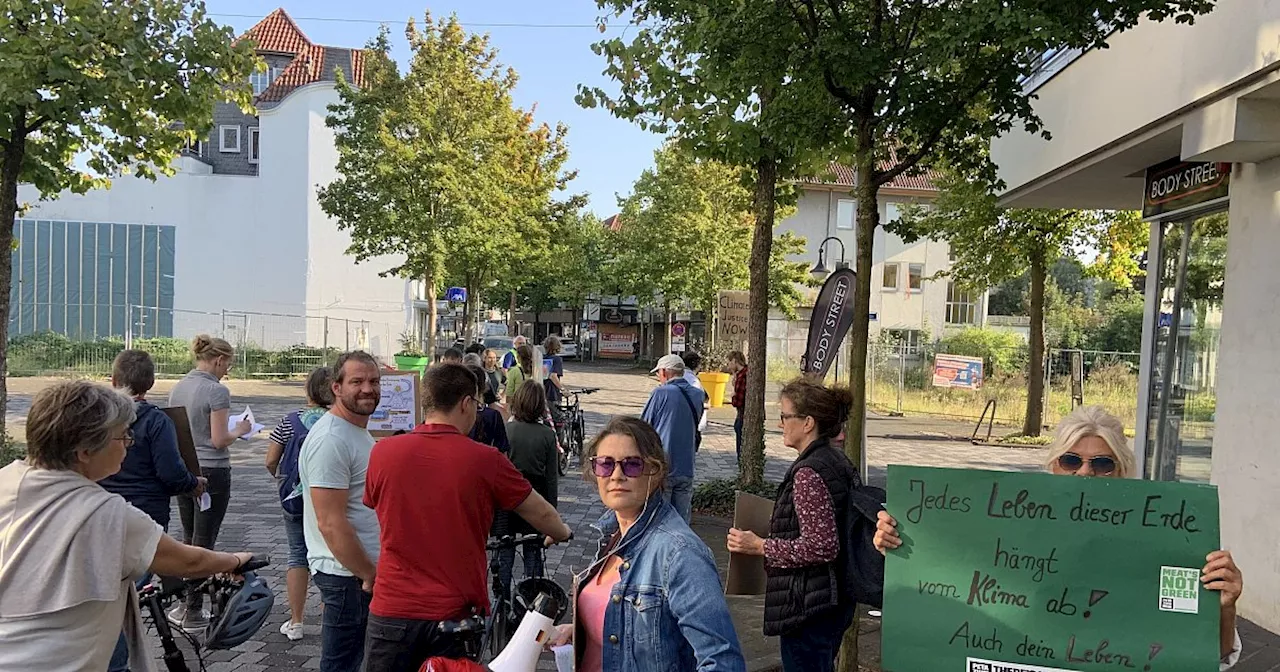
[575,493,745,672]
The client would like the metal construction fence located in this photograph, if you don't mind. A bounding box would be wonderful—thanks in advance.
[7,303,400,378]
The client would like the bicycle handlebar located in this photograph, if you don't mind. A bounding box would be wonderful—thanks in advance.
[238,554,270,573]
[486,532,574,551]
[567,387,600,395]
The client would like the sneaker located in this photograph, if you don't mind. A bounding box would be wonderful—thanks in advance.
[180,608,211,632]
[166,604,187,627]
[280,621,304,641]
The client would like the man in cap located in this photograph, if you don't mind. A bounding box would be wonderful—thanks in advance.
[640,354,706,522]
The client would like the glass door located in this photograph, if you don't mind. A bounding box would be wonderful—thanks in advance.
[1143,211,1227,483]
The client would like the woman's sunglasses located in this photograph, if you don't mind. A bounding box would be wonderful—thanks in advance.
[590,456,646,479]
[1057,452,1117,475]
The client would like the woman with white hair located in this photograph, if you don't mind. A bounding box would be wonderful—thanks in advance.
[0,380,258,671]
[873,405,1244,669]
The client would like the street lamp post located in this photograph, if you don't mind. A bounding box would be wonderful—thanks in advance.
[808,236,867,482]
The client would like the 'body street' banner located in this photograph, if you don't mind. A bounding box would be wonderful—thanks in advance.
[802,267,856,378]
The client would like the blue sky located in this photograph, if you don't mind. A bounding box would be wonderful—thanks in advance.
[203,0,661,217]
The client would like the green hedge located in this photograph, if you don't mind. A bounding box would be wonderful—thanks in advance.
[7,331,342,378]
[692,477,780,518]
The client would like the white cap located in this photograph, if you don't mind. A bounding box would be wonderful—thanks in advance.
[651,354,685,375]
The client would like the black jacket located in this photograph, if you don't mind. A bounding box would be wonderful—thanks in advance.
[763,438,859,636]
[98,401,199,528]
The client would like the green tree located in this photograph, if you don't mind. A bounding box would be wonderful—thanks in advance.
[776,0,1214,474]
[580,4,841,486]
[1089,287,1145,353]
[900,170,1144,436]
[0,0,257,437]
[614,144,812,347]
[320,15,564,357]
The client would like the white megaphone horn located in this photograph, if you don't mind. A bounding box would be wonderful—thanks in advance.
[486,593,564,672]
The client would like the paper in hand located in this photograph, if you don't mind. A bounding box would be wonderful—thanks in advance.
[228,405,265,440]
[198,492,212,512]
[552,644,574,672]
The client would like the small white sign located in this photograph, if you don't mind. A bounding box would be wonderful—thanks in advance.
[967,658,1078,672]
[1158,566,1201,614]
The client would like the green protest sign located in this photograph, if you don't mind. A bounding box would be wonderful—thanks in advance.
[882,466,1220,672]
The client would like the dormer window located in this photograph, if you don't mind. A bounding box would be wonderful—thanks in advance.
[250,66,283,95]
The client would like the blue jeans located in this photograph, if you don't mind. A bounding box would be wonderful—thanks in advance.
[665,476,694,523]
[108,575,153,672]
[779,605,856,672]
[314,572,372,672]
[283,511,308,569]
[734,410,744,461]
[497,541,544,601]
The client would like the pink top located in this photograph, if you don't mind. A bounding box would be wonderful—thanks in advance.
[578,562,620,672]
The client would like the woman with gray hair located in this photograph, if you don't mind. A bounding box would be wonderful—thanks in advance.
[0,380,258,671]
[873,405,1245,669]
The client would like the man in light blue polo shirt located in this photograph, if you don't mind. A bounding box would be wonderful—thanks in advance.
[300,351,381,672]
[641,354,705,523]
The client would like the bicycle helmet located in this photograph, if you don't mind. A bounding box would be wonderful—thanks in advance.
[512,577,569,624]
[204,572,275,649]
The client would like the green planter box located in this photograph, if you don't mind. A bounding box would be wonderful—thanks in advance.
[393,355,430,374]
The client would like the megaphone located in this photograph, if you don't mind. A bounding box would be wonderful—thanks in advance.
[487,593,562,672]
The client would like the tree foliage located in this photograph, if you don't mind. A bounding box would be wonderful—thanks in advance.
[0,0,258,438]
[899,168,1146,434]
[319,15,574,352]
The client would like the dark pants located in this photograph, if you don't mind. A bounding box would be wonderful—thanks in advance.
[314,572,372,672]
[497,541,544,601]
[176,466,231,611]
[362,614,472,672]
[779,606,856,672]
[734,410,744,461]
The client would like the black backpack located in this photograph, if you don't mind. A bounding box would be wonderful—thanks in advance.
[843,484,887,608]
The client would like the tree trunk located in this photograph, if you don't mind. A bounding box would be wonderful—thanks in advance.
[836,146,880,672]
[425,278,438,360]
[741,152,777,489]
[1024,249,1047,436]
[664,297,672,354]
[509,289,518,336]
[0,121,25,443]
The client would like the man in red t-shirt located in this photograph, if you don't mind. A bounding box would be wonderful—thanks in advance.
[362,363,571,671]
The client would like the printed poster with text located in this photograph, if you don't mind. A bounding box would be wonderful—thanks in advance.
[882,466,1220,672]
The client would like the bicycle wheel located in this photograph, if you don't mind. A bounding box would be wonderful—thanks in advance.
[486,603,514,660]
[573,412,585,458]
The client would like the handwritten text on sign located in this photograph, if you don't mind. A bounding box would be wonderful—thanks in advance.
[881,466,1220,672]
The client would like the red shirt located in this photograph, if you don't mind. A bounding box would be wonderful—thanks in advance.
[364,423,533,620]
[731,367,749,409]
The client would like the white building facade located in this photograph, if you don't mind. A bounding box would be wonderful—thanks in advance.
[991,3,1280,632]
[772,170,987,362]
[13,9,411,358]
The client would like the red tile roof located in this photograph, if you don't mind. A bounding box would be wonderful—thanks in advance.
[238,8,310,54]
[602,214,622,231]
[802,155,940,193]
[239,9,366,106]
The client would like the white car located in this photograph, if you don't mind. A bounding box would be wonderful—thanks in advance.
[560,340,578,360]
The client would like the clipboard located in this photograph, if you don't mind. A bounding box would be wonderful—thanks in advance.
[369,370,424,438]
[725,491,774,596]
[161,406,202,476]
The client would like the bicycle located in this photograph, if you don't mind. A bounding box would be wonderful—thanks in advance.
[481,533,571,661]
[138,554,272,672]
[554,386,599,475]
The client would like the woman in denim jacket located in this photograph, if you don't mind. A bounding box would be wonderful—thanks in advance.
[548,416,745,672]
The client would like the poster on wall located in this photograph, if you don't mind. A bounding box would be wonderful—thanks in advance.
[599,332,635,356]
[368,371,422,436]
[881,466,1221,672]
[933,354,984,390]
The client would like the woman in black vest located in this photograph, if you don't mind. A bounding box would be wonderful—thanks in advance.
[727,378,859,672]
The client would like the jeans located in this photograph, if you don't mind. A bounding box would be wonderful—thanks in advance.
[108,575,153,672]
[314,572,372,672]
[362,613,472,672]
[733,410,744,461]
[779,605,856,672]
[176,466,231,611]
[665,475,694,523]
[496,541,544,601]
[283,511,308,569]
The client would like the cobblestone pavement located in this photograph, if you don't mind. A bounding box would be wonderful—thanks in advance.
[6,367,1277,671]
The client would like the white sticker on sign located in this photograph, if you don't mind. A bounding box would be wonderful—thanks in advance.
[966,658,1080,672]
[1159,566,1201,613]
